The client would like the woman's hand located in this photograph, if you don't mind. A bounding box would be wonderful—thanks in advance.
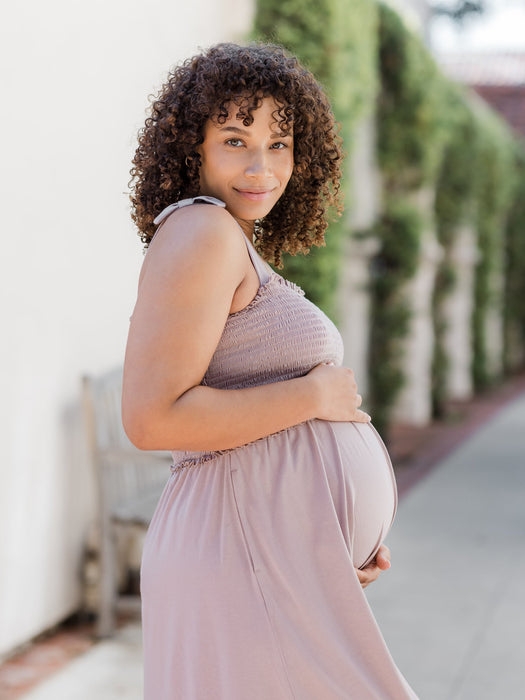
[356,545,391,589]
[306,363,371,424]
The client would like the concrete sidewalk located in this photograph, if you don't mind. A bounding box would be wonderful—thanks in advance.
[368,390,525,699]
[19,624,143,700]
[19,392,525,699]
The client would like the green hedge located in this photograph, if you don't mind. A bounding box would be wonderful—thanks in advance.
[503,146,525,371]
[376,4,450,190]
[432,93,481,415]
[367,200,423,433]
[471,108,514,389]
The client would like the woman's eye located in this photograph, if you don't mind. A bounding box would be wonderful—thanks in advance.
[226,138,243,147]
[270,141,288,150]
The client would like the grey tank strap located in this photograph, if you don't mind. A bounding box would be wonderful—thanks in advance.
[153,195,226,225]
[153,196,271,285]
[241,230,271,285]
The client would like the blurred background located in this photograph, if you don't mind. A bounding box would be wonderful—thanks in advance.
[1,1,524,698]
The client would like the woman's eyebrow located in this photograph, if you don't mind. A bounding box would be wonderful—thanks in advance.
[219,125,292,138]
[219,125,249,135]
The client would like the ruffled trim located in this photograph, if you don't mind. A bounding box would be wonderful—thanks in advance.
[170,452,224,474]
[170,421,310,474]
[277,275,305,296]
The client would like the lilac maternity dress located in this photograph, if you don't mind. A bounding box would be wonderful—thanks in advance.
[140,196,417,699]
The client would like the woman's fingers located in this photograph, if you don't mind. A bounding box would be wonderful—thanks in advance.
[307,363,372,423]
[355,546,392,588]
[355,564,380,589]
[375,545,391,570]
[352,410,372,424]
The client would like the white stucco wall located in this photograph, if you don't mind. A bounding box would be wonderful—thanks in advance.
[0,0,254,658]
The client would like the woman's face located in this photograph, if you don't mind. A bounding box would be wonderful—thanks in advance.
[197,97,294,237]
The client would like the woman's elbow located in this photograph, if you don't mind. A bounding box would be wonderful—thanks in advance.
[122,401,189,451]
[122,408,155,450]
[120,397,164,450]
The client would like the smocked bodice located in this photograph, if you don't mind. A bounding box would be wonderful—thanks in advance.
[203,272,343,388]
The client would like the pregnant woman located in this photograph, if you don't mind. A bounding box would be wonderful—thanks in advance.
[123,42,417,699]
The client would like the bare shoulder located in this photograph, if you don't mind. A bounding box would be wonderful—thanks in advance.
[141,203,245,281]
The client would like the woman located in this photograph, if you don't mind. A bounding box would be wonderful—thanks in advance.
[123,42,417,699]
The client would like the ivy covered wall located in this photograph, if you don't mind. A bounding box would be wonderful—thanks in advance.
[367,4,451,431]
[252,0,525,435]
[373,3,524,431]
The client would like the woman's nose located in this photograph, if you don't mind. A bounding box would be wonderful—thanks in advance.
[245,150,271,177]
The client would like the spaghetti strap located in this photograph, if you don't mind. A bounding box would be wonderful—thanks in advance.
[153,195,226,225]
[240,233,272,286]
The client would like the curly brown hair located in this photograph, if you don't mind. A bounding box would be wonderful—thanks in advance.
[130,42,343,267]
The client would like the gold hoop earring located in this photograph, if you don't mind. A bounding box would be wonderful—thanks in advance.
[185,156,192,167]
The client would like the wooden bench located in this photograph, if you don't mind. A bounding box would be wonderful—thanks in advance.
[82,367,172,637]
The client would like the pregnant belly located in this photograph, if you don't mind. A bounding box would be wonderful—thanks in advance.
[167,417,397,573]
[308,419,398,569]
[224,418,398,571]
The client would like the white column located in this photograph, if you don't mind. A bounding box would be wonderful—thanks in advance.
[395,188,443,425]
[442,224,478,400]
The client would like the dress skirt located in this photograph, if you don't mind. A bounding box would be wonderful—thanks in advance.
[141,419,418,699]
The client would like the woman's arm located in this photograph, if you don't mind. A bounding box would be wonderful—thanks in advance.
[122,206,368,452]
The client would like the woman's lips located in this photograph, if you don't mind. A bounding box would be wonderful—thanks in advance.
[234,188,274,201]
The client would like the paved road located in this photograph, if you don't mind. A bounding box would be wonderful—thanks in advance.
[21,392,525,699]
